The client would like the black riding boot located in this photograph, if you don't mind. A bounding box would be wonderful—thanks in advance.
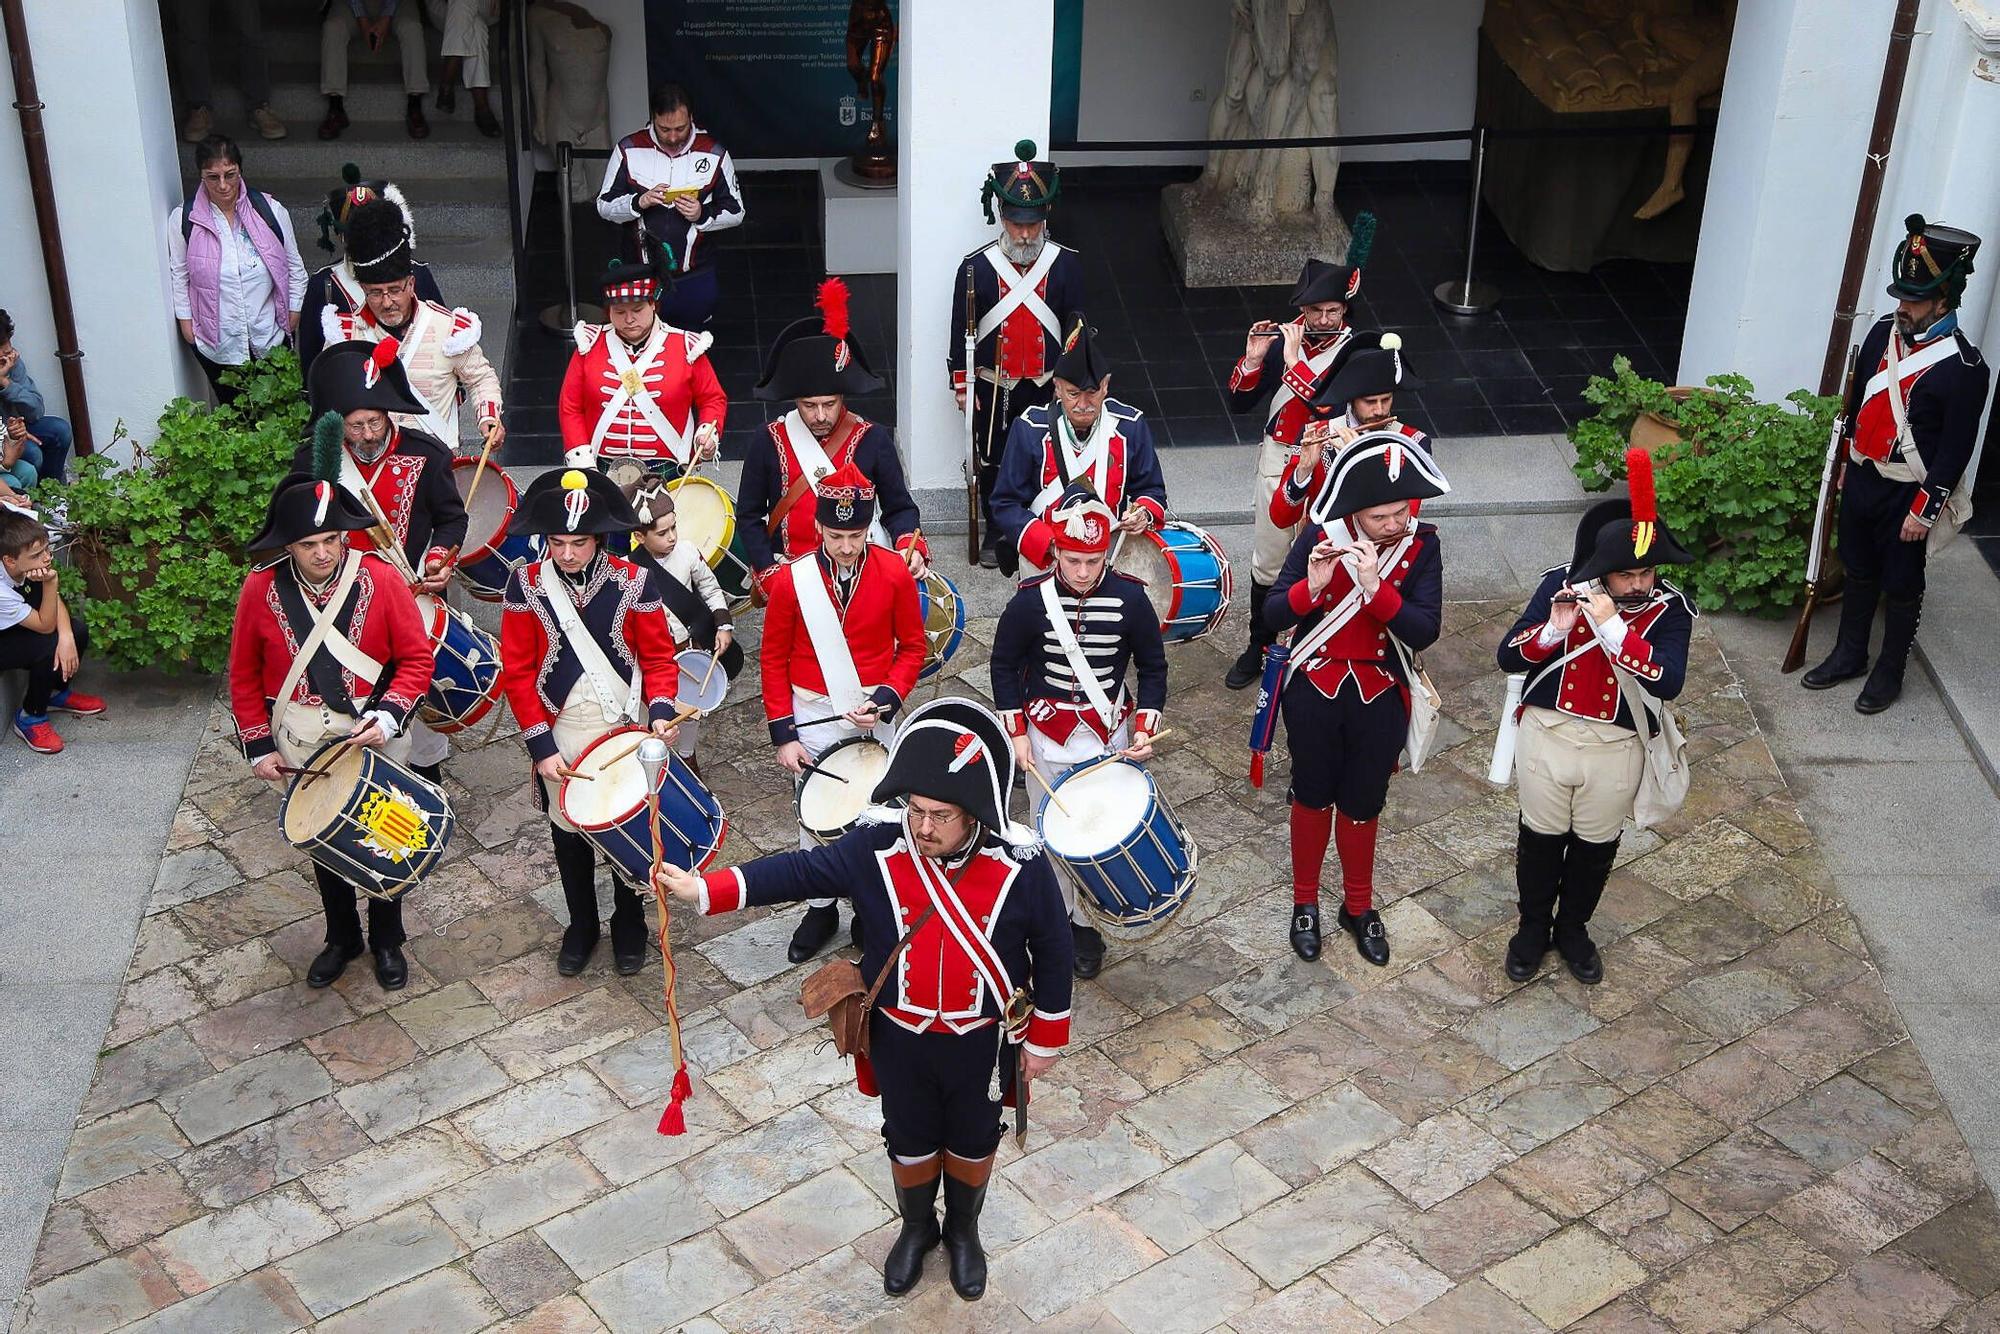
[1226,581,1273,689]
[1802,576,1879,688]
[941,1153,994,1300]
[882,1155,943,1295]
[1857,596,1921,714]
[1506,823,1569,982]
[1553,835,1620,984]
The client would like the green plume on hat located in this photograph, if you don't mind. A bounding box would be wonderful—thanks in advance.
[311,411,345,485]
[1345,210,1377,272]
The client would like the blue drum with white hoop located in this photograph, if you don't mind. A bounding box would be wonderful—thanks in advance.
[1114,522,1232,643]
[558,726,726,882]
[1038,757,1197,928]
[452,458,544,601]
[415,594,501,733]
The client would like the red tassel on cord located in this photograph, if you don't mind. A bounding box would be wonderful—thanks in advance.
[1249,751,1266,789]
[656,1066,692,1136]
[816,277,852,341]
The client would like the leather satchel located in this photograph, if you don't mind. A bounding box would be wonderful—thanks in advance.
[799,906,936,1060]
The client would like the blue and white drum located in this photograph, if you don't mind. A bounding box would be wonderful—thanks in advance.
[916,570,966,681]
[453,457,545,601]
[559,726,726,882]
[280,739,456,899]
[1039,757,1197,928]
[1115,522,1233,643]
[674,648,730,715]
[415,594,502,733]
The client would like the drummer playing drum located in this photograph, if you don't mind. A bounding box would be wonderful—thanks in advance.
[741,276,928,596]
[991,313,1166,576]
[627,477,739,768]
[558,251,726,473]
[761,461,927,963]
[990,485,1167,979]
[228,478,437,992]
[498,469,682,978]
[294,339,468,784]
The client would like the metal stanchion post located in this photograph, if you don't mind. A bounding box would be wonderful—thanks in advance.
[1434,126,1501,316]
[541,141,604,335]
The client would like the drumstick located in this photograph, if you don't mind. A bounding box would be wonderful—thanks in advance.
[697,651,720,695]
[461,429,499,514]
[555,765,594,781]
[1025,763,1072,818]
[796,757,849,785]
[597,709,703,770]
[1067,729,1175,784]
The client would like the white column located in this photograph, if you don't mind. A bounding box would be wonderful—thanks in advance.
[895,2,1056,493]
[1677,0,1891,397]
[0,0,201,459]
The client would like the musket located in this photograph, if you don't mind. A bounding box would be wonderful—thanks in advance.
[962,262,982,564]
[1782,343,1860,673]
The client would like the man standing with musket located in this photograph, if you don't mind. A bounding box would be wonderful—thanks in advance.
[761,462,928,962]
[949,140,1086,572]
[991,314,1168,574]
[1224,222,1373,689]
[1803,215,1989,714]
[1265,435,1447,966]
[498,469,682,977]
[1497,449,1694,986]
[559,253,726,473]
[229,477,435,991]
[742,277,927,594]
[991,486,1167,978]
[294,338,467,783]
[657,698,1072,1303]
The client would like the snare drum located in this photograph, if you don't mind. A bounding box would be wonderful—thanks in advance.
[453,457,545,601]
[280,739,456,899]
[795,735,891,845]
[667,474,754,614]
[1115,522,1233,643]
[915,571,966,681]
[674,648,730,714]
[1039,757,1197,928]
[414,594,501,733]
[558,726,726,881]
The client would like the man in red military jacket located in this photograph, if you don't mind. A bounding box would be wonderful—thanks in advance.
[741,277,926,591]
[1267,332,1434,532]
[558,253,727,473]
[1265,438,1449,967]
[229,477,436,992]
[761,460,927,961]
[499,468,682,977]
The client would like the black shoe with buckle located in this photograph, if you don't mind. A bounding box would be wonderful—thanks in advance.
[788,904,839,963]
[307,941,362,988]
[1289,903,1321,961]
[372,945,408,990]
[1337,906,1391,967]
[1071,923,1105,979]
[556,923,600,976]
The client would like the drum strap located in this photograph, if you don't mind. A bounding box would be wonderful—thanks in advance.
[768,409,841,536]
[1280,523,1415,692]
[1038,576,1121,731]
[791,555,869,714]
[536,559,642,721]
[592,325,689,463]
[636,549,716,648]
[271,550,372,734]
[908,835,1019,1024]
[1029,410,1115,514]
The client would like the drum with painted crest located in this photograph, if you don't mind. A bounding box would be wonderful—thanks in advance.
[1114,522,1233,643]
[666,474,754,614]
[1039,757,1197,928]
[414,593,502,733]
[452,457,545,601]
[280,738,456,899]
[795,735,892,845]
[558,725,726,881]
[915,570,966,681]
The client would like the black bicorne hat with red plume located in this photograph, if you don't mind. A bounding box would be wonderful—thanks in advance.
[1568,447,1695,582]
[752,277,885,400]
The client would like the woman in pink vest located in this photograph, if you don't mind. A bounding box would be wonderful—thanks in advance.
[165,135,307,404]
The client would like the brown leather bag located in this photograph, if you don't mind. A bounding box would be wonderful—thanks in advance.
[799,906,935,1059]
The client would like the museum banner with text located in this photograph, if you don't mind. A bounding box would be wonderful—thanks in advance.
[646,0,898,159]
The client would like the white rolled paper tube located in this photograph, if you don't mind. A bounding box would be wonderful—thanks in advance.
[1488,673,1526,785]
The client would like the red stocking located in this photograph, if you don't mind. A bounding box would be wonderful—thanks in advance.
[1335,813,1379,917]
[1289,801,1333,906]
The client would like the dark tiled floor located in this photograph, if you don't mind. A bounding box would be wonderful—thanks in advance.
[503,163,1693,467]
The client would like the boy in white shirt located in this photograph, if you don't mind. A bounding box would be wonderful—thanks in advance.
[629,478,738,763]
[0,510,105,754]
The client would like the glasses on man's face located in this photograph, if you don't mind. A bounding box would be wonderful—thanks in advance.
[906,806,963,831]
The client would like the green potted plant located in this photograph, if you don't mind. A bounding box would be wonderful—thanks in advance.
[1570,355,1836,614]
[48,353,305,672]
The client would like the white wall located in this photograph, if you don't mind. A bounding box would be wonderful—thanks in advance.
[0,0,201,458]
[1325,0,1482,163]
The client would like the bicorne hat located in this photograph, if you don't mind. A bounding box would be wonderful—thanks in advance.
[1309,332,1422,416]
[1567,448,1694,583]
[868,698,1039,850]
[1051,311,1112,387]
[814,460,876,532]
[246,477,375,552]
[752,278,884,400]
[1887,213,1981,303]
[509,467,642,538]
[1286,211,1376,307]
[307,338,428,420]
[982,139,1061,224]
[1308,429,1451,525]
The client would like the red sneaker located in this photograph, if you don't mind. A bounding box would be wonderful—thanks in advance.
[48,689,106,716]
[13,717,63,753]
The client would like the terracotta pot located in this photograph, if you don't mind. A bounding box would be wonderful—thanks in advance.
[1627,387,1713,455]
[72,532,161,604]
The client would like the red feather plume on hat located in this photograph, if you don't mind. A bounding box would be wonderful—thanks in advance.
[1626,446,1657,559]
[816,277,851,342]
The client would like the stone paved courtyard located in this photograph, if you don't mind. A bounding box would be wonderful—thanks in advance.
[14,587,2000,1334]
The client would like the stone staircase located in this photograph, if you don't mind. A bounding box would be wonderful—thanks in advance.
[169,0,518,406]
